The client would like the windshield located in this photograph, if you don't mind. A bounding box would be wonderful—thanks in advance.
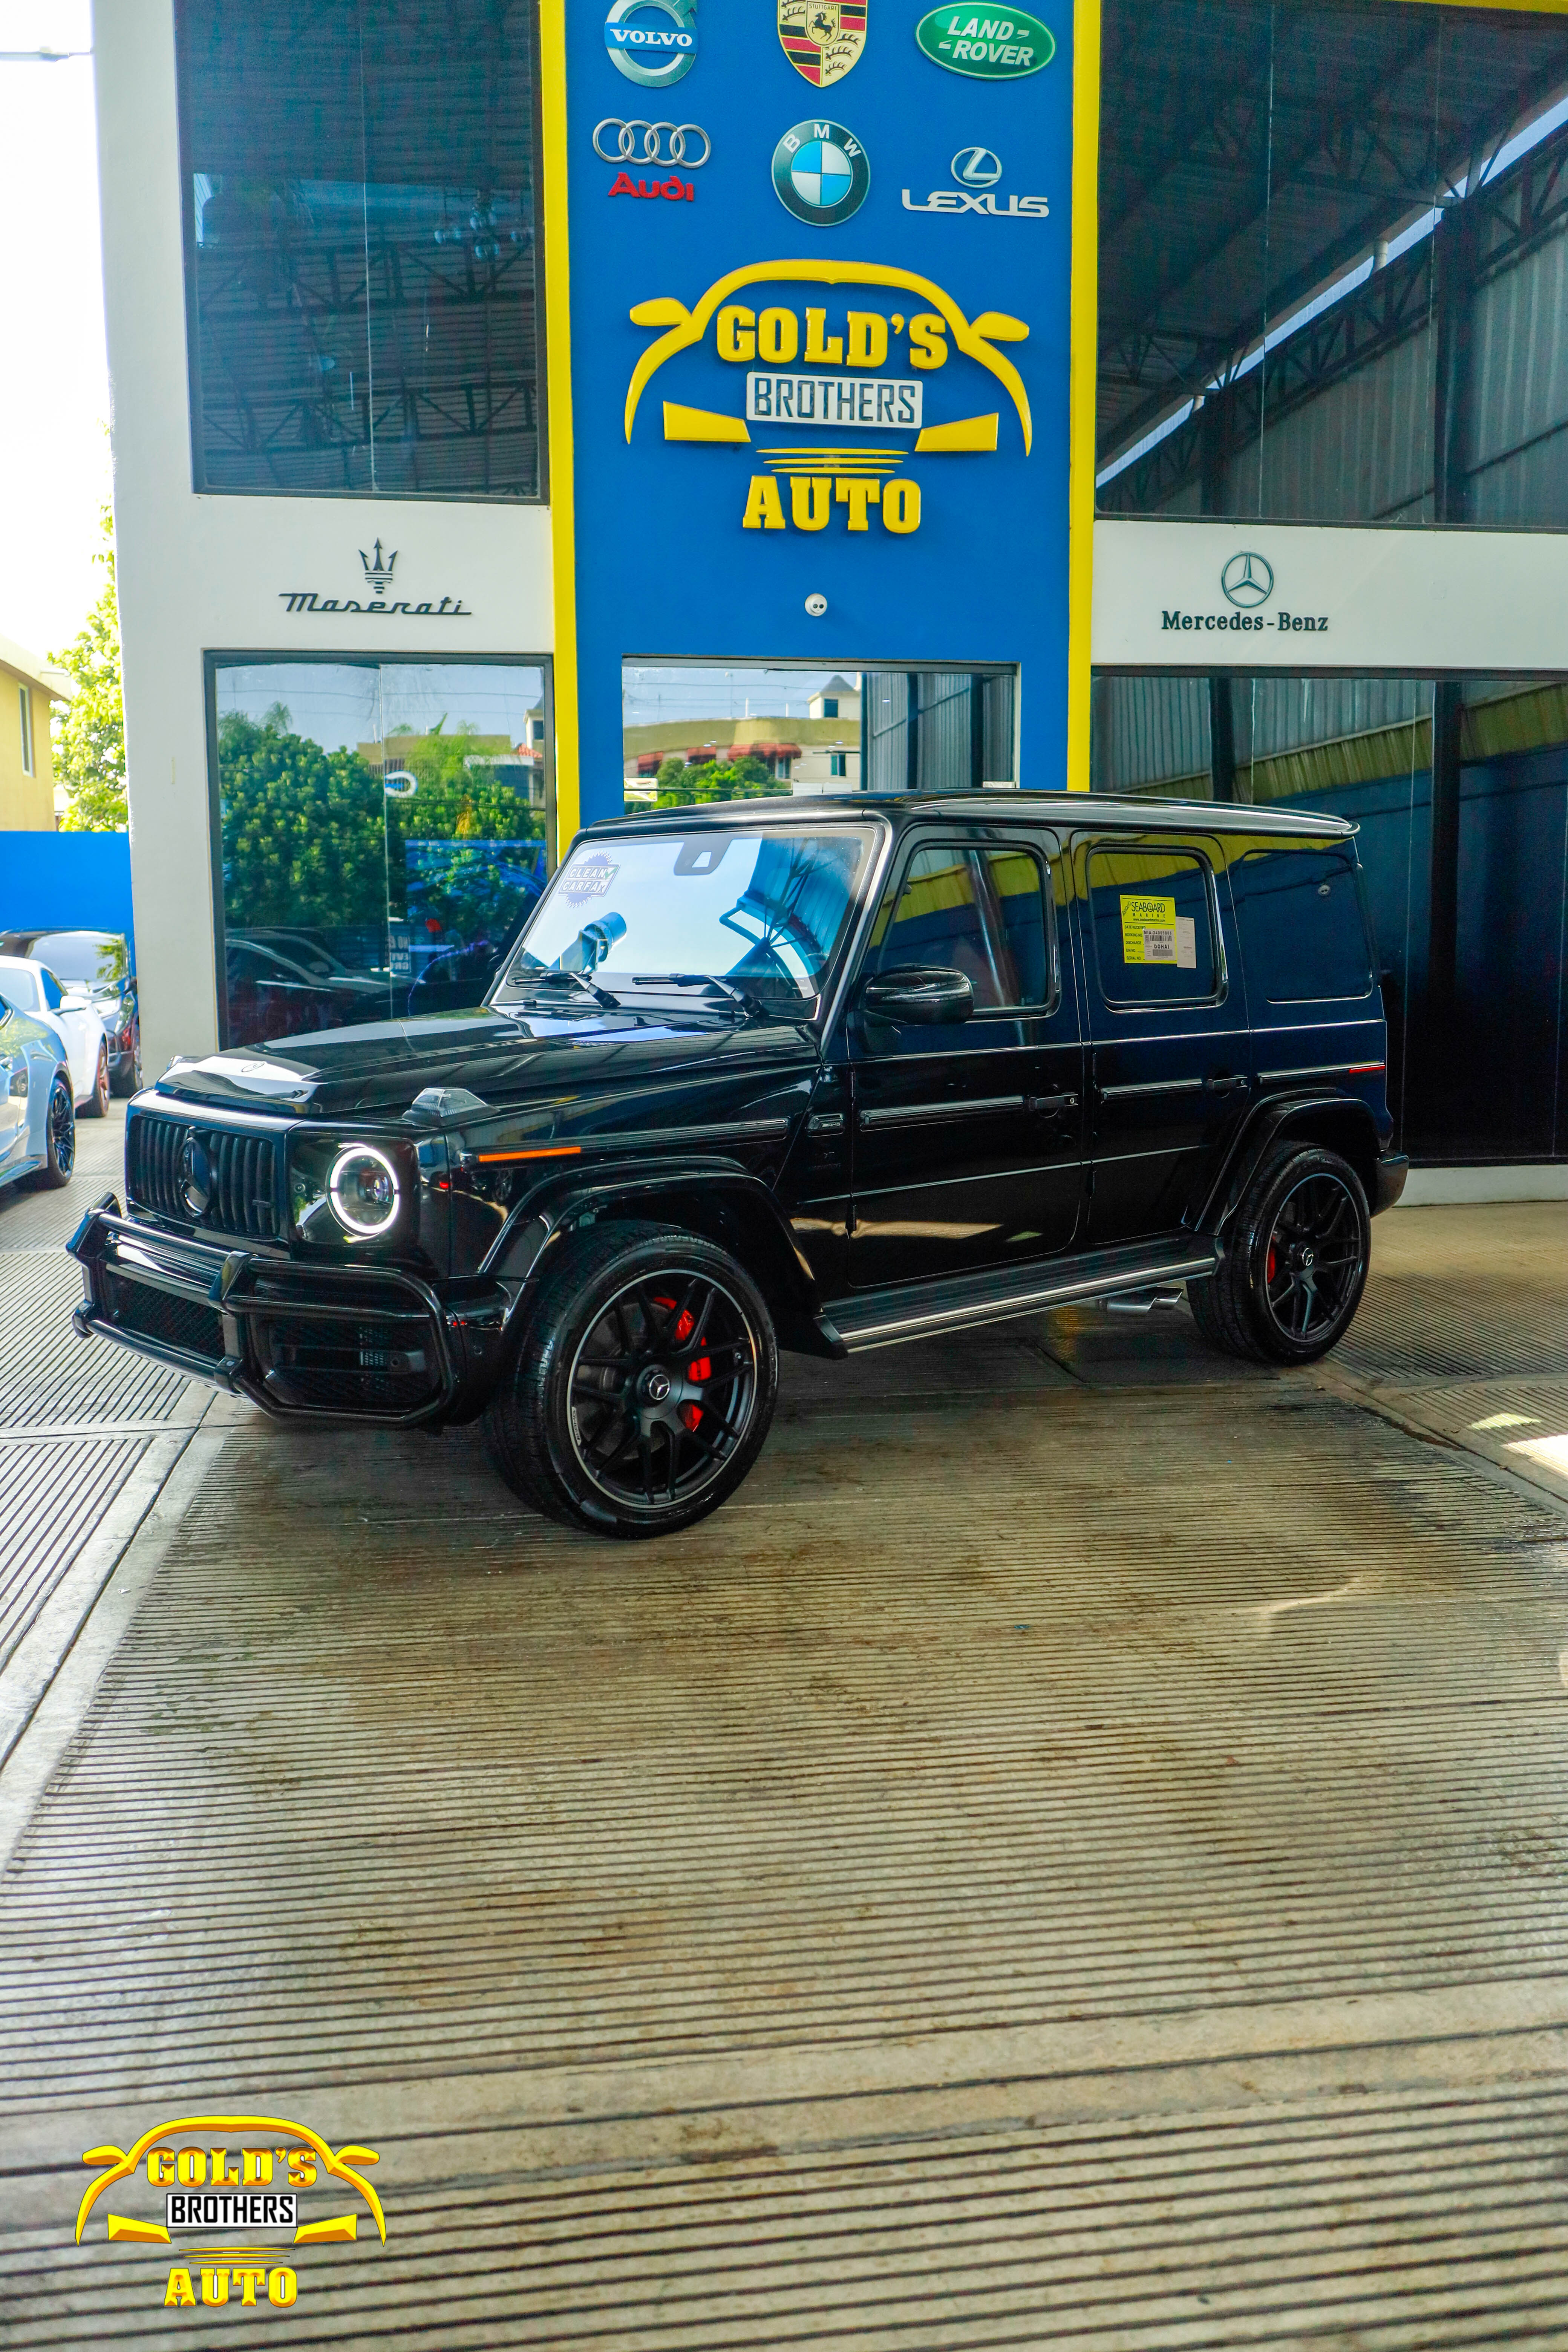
[24,931,126,988]
[499,827,877,1006]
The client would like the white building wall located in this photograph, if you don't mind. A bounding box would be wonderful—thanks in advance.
[93,0,555,1083]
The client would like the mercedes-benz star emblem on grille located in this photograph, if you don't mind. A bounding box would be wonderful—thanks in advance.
[1221,551,1274,609]
[179,1133,211,1219]
[593,118,710,165]
[951,145,1002,188]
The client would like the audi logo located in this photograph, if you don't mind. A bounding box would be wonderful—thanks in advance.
[593,118,711,166]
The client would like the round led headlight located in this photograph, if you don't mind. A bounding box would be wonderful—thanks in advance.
[328,1142,401,1238]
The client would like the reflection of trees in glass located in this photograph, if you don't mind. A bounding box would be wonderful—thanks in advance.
[654,753,790,806]
[406,841,543,943]
[219,714,385,926]
[218,712,544,928]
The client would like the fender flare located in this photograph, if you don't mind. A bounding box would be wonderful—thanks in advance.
[1194,1091,1384,1235]
[480,1153,829,1345]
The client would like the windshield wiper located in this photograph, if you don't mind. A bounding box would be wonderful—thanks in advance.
[663,972,774,1020]
[505,967,621,1011]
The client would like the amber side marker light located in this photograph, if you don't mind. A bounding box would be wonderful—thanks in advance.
[474,1146,584,1162]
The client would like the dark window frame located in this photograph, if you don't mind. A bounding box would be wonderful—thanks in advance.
[870,832,1061,1019]
[173,0,549,506]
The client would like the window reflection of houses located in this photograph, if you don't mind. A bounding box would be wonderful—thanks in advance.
[621,676,863,803]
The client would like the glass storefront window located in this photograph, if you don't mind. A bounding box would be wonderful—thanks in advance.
[210,659,548,1046]
[1090,668,1568,1164]
[176,0,541,499]
[1097,0,1568,527]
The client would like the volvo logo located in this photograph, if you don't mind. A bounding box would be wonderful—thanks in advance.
[603,0,698,88]
[178,1133,211,1220]
[951,145,1002,188]
[593,118,711,165]
[1220,550,1274,608]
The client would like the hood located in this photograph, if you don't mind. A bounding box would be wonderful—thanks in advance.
[155,1002,816,1121]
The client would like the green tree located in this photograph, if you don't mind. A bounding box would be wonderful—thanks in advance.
[217,713,385,928]
[653,753,789,807]
[51,504,126,831]
[384,717,544,875]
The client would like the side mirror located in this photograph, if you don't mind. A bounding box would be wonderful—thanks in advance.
[860,965,975,1026]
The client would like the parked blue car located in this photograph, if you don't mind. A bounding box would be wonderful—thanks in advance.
[0,985,75,1192]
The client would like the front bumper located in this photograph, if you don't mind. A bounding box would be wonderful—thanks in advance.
[67,1194,464,1426]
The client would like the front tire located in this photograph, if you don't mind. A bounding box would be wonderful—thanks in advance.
[1190,1143,1370,1365]
[34,1072,75,1189]
[83,1040,110,1118]
[484,1221,779,1539]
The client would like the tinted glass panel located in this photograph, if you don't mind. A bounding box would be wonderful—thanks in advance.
[1098,0,1568,528]
[1087,847,1217,1005]
[1233,848,1374,1005]
[212,660,547,1047]
[876,846,1049,1008]
[177,0,541,499]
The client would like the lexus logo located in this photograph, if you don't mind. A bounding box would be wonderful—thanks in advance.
[179,1133,211,1219]
[1221,551,1274,608]
[951,145,1002,188]
[593,117,711,165]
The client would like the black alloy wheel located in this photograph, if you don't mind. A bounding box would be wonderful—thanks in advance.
[1189,1142,1370,1366]
[36,1073,75,1189]
[485,1221,778,1538]
[83,1040,110,1118]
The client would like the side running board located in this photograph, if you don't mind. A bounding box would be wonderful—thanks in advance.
[818,1237,1220,1355]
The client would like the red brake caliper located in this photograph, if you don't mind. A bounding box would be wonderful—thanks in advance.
[1266,1245,1277,1285]
[652,1297,706,1431]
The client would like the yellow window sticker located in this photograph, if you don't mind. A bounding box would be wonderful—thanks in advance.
[1120,894,1197,969]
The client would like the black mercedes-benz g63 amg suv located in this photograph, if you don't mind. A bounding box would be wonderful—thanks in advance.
[69,793,1406,1537]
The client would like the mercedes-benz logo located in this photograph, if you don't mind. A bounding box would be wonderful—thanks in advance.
[592,118,711,165]
[179,1132,211,1219]
[951,145,1003,189]
[1221,551,1274,609]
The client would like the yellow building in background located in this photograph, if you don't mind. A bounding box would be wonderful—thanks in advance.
[0,635,70,830]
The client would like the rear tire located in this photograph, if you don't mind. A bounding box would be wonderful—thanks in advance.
[83,1040,110,1118]
[34,1072,75,1189]
[1189,1142,1370,1366]
[110,1021,140,1097]
[484,1220,779,1539]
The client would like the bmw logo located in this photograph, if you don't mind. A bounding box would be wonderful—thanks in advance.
[1221,550,1274,609]
[772,118,870,226]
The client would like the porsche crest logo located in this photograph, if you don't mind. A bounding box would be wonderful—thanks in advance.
[778,0,867,87]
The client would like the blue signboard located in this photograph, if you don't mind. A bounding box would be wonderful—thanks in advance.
[562,0,1075,824]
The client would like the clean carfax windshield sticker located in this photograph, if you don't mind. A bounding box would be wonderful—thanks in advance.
[1121,896,1196,968]
[562,857,620,901]
[779,0,867,87]
[604,0,698,88]
[914,5,1054,77]
[75,2112,386,2311]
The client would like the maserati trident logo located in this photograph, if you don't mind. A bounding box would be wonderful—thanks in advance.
[1220,550,1274,608]
[360,539,398,595]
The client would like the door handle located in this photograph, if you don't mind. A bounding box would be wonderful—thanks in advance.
[1026,1092,1079,1116]
[1205,1073,1250,1096]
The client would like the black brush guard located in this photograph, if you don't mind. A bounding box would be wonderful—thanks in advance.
[67,1194,458,1426]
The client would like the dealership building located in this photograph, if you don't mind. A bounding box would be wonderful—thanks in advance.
[95,0,1568,1173]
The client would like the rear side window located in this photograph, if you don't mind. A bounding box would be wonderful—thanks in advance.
[1087,848,1217,1006]
[1232,849,1374,1004]
[874,843,1050,1008]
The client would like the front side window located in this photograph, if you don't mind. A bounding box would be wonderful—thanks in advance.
[176,0,541,499]
[505,828,876,1006]
[39,968,65,1012]
[1087,845,1219,1006]
[873,844,1050,1009]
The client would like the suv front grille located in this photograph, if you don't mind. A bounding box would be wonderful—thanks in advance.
[127,1114,280,1240]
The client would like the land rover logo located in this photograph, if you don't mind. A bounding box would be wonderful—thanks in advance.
[179,1133,211,1218]
[1221,551,1274,609]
